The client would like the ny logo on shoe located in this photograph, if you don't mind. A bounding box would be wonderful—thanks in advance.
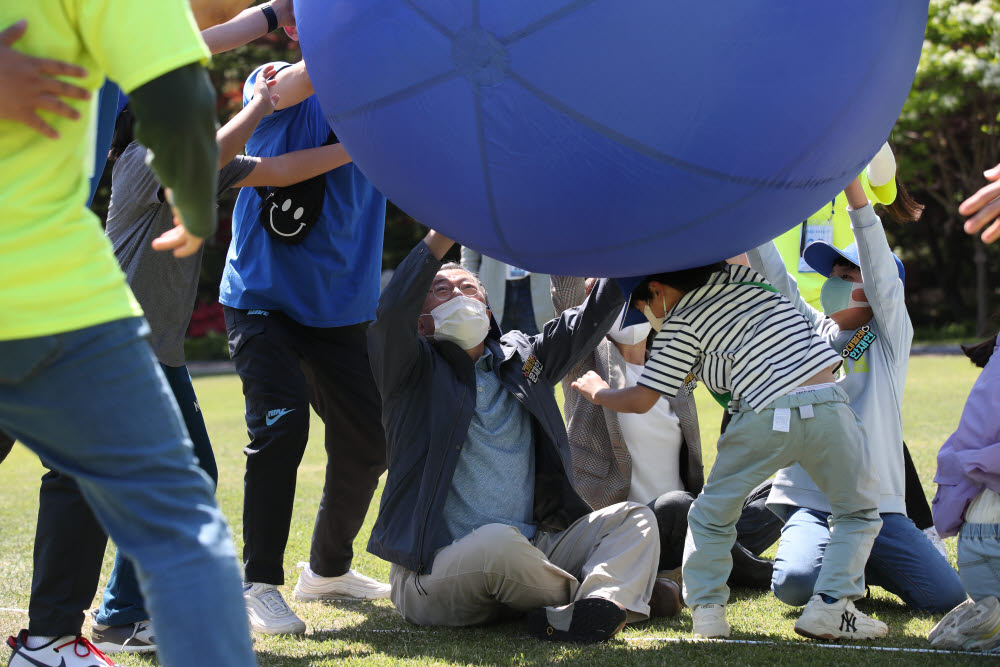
[265,408,295,426]
[840,610,857,633]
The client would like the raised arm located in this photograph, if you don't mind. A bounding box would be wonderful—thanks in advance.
[530,277,624,386]
[746,239,828,331]
[215,65,278,167]
[269,60,314,111]
[200,0,294,54]
[368,230,454,396]
[846,179,912,360]
[233,142,350,188]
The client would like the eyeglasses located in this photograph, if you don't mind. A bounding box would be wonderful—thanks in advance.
[429,283,481,299]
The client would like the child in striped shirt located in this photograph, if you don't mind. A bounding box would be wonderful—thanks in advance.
[572,249,885,641]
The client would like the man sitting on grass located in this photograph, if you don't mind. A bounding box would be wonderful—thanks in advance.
[365,230,678,643]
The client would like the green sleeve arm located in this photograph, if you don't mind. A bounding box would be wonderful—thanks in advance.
[129,63,219,239]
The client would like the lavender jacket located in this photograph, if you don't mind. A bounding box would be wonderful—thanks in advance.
[933,341,1000,537]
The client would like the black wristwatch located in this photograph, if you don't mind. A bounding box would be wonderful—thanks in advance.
[261,3,278,32]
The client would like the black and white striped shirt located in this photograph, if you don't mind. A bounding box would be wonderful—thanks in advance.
[639,265,841,413]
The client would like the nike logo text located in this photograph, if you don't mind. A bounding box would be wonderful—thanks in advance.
[265,408,295,426]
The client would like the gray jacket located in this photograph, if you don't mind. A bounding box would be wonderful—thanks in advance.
[551,275,704,509]
[461,247,554,332]
[366,241,625,574]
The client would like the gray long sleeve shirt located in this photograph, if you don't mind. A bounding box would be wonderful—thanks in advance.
[748,204,911,516]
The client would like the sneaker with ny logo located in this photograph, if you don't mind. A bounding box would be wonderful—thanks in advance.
[794,594,888,640]
[7,630,117,667]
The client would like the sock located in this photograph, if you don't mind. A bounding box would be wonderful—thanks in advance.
[819,593,838,604]
[23,635,59,649]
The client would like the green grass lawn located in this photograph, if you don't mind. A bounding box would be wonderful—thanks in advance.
[0,356,991,665]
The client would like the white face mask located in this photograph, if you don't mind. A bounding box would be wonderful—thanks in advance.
[610,306,652,345]
[429,295,490,349]
[642,294,667,332]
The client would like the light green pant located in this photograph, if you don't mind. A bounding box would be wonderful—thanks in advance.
[682,385,880,607]
[390,502,659,626]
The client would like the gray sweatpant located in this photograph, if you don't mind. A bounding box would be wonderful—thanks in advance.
[682,385,880,607]
[390,502,659,626]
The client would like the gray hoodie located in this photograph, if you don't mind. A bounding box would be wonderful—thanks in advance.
[747,204,911,516]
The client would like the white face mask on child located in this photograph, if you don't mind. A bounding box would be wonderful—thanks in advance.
[610,308,652,345]
[429,296,490,349]
[642,295,668,332]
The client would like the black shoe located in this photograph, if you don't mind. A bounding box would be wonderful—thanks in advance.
[728,541,774,590]
[525,598,627,643]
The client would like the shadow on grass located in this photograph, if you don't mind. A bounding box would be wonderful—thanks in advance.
[248,592,970,666]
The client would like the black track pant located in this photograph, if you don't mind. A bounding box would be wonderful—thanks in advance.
[225,307,387,585]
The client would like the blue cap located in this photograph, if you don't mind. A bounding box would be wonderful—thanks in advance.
[614,276,652,329]
[802,241,904,281]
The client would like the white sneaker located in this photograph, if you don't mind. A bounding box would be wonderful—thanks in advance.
[691,603,730,638]
[244,582,306,635]
[923,526,948,559]
[930,596,1000,650]
[293,562,391,601]
[794,595,888,640]
[7,630,117,666]
[929,598,976,646]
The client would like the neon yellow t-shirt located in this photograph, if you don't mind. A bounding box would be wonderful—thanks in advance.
[0,0,209,340]
[772,173,896,310]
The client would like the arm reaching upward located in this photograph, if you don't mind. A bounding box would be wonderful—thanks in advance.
[215,65,278,167]
[200,0,295,53]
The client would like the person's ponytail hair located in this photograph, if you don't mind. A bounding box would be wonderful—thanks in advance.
[107,105,134,162]
[961,331,998,369]
[879,177,924,224]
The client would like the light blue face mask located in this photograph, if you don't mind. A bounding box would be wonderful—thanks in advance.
[820,276,854,315]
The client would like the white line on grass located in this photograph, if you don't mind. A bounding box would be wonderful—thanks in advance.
[301,628,993,656]
[0,608,27,613]
[625,636,994,657]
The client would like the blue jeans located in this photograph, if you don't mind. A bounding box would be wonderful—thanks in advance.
[0,319,255,667]
[772,507,967,612]
[958,523,1000,602]
[94,363,219,627]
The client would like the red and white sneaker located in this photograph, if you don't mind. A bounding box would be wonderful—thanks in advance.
[7,629,117,666]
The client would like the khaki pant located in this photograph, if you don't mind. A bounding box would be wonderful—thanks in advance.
[390,502,659,626]
[682,385,881,607]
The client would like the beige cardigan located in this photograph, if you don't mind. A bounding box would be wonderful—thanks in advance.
[551,275,704,510]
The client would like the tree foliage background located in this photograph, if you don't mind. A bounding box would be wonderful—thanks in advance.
[90,1,1000,353]
[889,0,1000,336]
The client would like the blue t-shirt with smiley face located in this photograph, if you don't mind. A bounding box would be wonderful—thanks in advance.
[220,62,386,327]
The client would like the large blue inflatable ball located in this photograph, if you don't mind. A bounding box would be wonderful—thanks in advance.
[297,1,927,277]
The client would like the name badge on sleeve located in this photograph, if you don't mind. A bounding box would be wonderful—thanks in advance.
[522,355,542,383]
